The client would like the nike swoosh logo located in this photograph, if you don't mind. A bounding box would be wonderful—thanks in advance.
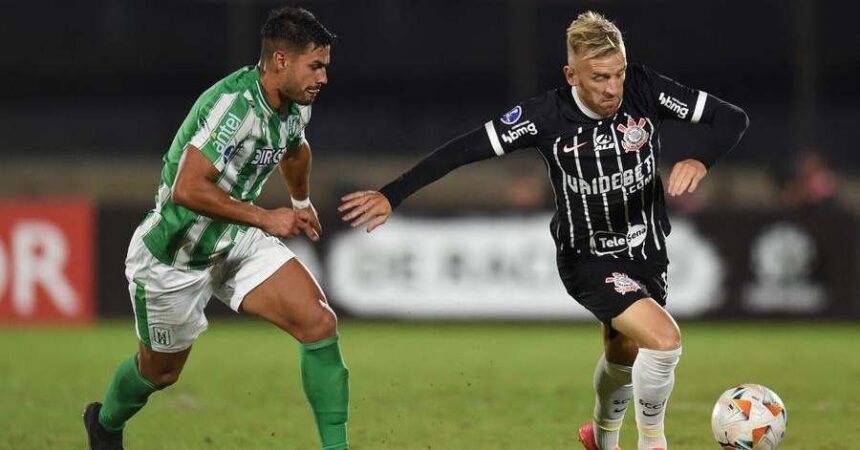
[613,408,627,413]
[642,411,662,417]
[563,141,588,153]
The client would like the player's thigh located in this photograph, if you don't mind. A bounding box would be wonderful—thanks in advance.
[126,229,214,354]
[611,298,681,351]
[558,257,677,350]
[557,257,659,326]
[611,264,679,352]
[240,258,336,341]
[214,228,334,341]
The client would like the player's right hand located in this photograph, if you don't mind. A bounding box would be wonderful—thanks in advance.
[260,207,317,240]
[338,190,392,232]
[667,158,708,196]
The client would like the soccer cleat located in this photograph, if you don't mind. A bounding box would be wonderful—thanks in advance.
[83,402,124,450]
[577,422,621,450]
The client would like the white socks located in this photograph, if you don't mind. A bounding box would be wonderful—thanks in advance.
[632,347,682,450]
[592,355,633,450]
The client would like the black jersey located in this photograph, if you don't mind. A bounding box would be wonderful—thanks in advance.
[380,64,747,266]
[483,65,713,264]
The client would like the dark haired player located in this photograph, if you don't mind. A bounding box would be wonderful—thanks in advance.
[340,11,747,450]
[84,7,349,450]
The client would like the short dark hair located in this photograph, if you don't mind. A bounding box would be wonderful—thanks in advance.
[260,7,336,59]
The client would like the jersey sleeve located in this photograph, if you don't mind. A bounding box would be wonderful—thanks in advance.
[483,95,547,155]
[637,65,709,124]
[188,92,253,170]
[379,94,550,209]
[635,65,749,168]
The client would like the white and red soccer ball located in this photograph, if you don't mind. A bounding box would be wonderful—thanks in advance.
[711,384,787,450]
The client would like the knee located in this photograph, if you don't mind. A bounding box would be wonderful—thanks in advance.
[151,370,182,388]
[139,355,182,389]
[139,362,183,388]
[647,326,681,351]
[294,307,338,344]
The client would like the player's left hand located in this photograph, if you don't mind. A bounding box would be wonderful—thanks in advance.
[667,159,707,196]
[296,203,322,241]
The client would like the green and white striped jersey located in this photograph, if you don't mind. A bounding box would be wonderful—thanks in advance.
[139,66,310,269]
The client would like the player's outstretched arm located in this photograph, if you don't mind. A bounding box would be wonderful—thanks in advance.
[172,145,317,240]
[338,126,499,232]
[279,141,321,241]
[338,191,392,232]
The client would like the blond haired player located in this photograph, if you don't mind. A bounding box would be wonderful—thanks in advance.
[340,11,748,450]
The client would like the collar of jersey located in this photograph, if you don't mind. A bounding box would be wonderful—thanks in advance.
[252,67,277,116]
[571,86,619,121]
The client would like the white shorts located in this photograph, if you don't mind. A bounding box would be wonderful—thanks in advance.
[125,226,295,353]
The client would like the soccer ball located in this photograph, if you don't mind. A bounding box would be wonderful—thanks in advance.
[711,384,787,450]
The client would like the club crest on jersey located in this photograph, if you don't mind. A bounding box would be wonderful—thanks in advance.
[501,106,523,125]
[605,272,641,295]
[616,118,649,153]
[287,115,302,135]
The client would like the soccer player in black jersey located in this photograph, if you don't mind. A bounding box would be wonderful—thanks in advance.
[339,11,747,450]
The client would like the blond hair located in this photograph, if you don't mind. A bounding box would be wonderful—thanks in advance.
[566,11,625,61]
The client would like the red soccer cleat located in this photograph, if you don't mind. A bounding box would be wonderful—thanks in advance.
[577,422,621,450]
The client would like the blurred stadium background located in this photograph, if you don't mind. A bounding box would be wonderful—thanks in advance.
[1,1,858,449]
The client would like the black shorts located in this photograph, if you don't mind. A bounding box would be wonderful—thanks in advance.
[557,256,668,326]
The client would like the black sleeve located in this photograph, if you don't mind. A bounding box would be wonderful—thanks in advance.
[637,65,749,168]
[687,94,749,168]
[483,97,546,155]
[379,126,497,209]
[637,64,707,123]
[380,95,549,208]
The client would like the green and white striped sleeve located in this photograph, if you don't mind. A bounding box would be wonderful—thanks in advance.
[189,93,254,170]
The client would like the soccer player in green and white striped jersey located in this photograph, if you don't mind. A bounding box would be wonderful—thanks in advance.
[84,7,350,450]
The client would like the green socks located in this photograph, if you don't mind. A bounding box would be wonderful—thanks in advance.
[98,354,160,432]
[96,339,349,450]
[300,335,350,450]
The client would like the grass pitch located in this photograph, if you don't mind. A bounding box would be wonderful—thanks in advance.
[1,320,858,449]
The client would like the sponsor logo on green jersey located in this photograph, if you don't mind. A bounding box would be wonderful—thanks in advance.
[211,112,243,154]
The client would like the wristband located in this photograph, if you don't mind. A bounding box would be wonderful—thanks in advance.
[291,196,311,209]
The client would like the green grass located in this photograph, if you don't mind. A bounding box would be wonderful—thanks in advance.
[1,320,858,449]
